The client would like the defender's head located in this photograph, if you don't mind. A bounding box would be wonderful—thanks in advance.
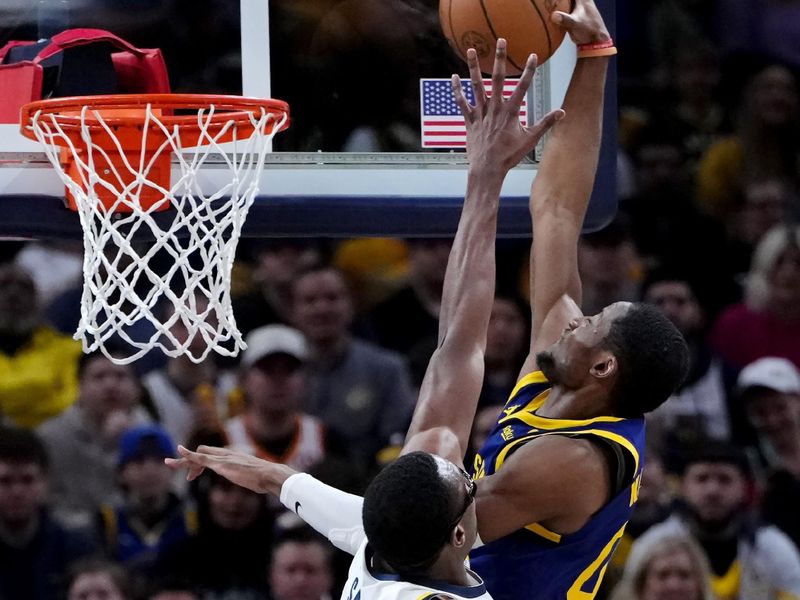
[362,452,476,574]
[536,302,689,418]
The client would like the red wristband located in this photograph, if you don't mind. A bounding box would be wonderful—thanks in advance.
[577,38,617,59]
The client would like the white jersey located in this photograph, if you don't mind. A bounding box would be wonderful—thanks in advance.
[341,539,493,600]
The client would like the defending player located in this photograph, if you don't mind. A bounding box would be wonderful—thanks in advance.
[167,41,563,600]
[403,1,690,599]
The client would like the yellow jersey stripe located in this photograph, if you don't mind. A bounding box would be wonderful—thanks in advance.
[507,371,549,403]
[525,522,562,543]
[500,389,550,422]
[573,428,641,474]
[494,428,640,477]
[502,409,625,430]
[494,435,540,471]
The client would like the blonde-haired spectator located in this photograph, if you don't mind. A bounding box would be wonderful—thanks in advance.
[610,531,714,600]
[711,225,800,369]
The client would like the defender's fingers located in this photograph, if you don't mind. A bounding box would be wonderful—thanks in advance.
[526,109,565,140]
[186,464,205,482]
[490,39,508,102]
[194,445,232,456]
[177,446,217,466]
[508,53,538,109]
[452,75,474,119]
[466,48,486,110]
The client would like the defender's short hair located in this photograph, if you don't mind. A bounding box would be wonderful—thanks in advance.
[362,452,460,572]
[603,303,690,418]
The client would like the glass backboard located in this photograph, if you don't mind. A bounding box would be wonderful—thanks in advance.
[0,0,617,238]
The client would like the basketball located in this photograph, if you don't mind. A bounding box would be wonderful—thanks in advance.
[439,0,573,74]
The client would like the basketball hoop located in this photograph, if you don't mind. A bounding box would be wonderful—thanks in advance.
[20,94,290,365]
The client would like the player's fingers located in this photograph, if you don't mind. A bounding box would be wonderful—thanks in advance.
[551,10,577,29]
[466,48,486,111]
[508,53,538,110]
[491,39,507,103]
[526,108,565,140]
[452,75,473,120]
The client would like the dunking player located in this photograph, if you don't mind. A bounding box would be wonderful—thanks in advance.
[167,41,563,600]
[404,1,690,599]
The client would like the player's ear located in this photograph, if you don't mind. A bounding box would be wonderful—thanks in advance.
[589,350,617,380]
[452,524,468,549]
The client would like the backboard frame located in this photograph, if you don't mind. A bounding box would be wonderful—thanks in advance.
[0,0,618,238]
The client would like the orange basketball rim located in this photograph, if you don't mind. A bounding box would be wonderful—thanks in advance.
[19,94,290,211]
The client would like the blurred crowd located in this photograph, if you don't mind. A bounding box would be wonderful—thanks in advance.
[2,0,800,599]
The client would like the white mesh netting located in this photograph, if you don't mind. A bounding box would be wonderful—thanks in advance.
[28,101,288,364]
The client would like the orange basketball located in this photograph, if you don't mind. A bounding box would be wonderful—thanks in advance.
[439,0,573,74]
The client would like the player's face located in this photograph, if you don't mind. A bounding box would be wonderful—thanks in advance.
[435,457,478,554]
[538,302,631,387]
[640,547,704,600]
[681,463,746,525]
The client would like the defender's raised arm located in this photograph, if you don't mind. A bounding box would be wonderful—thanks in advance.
[403,41,563,463]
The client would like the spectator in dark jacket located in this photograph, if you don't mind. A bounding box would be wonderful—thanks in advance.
[0,426,96,600]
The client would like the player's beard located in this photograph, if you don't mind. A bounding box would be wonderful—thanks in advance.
[535,350,560,384]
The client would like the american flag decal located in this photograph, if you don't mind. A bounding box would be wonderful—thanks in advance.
[420,78,528,149]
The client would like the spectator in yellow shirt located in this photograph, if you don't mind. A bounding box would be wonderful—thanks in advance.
[0,264,82,428]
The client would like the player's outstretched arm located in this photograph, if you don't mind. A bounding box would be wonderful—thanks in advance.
[519,0,614,376]
[403,41,563,464]
[166,445,366,554]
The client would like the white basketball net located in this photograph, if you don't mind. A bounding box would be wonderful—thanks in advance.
[28,102,287,364]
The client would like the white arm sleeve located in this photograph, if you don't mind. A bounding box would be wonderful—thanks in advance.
[279,473,367,555]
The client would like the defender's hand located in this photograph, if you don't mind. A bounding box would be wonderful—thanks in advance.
[165,444,292,495]
[551,0,611,46]
[452,38,564,174]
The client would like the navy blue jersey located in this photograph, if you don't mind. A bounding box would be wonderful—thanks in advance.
[470,371,645,600]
